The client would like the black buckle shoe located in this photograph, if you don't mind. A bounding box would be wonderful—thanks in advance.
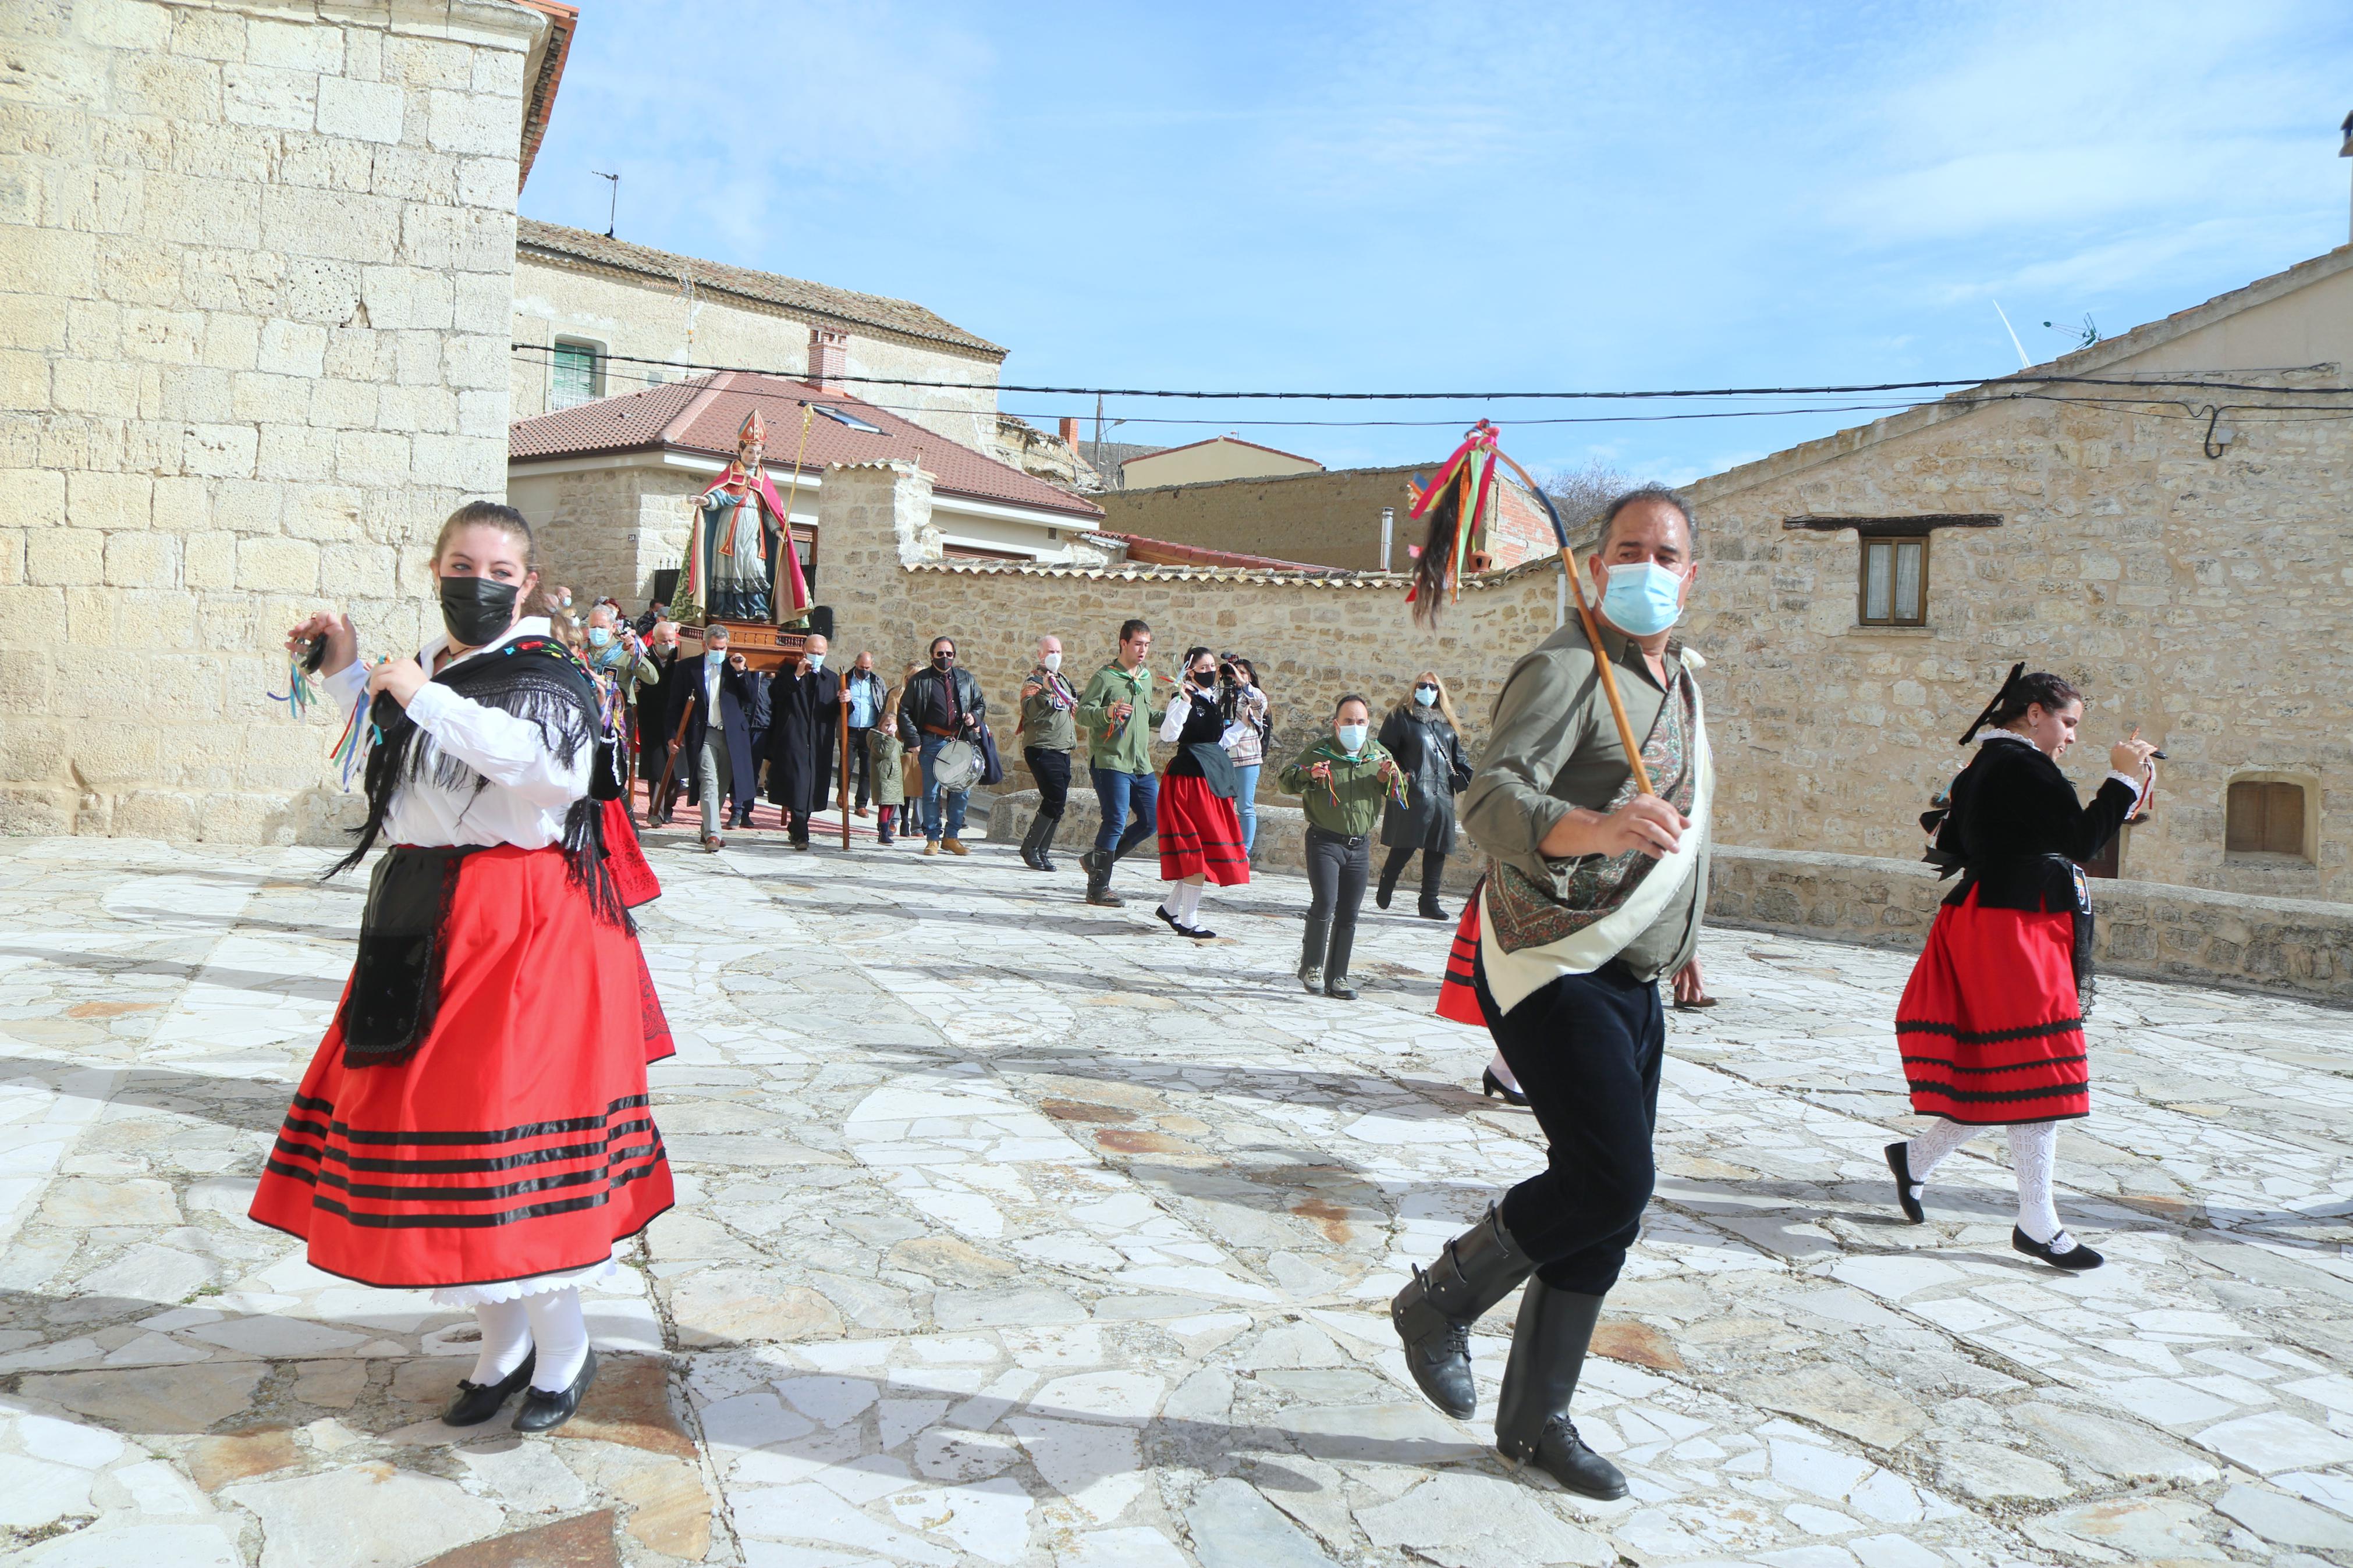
[513,1347,597,1433]
[2013,1226,2103,1271]
[1885,1142,1925,1225]
[443,1349,536,1427]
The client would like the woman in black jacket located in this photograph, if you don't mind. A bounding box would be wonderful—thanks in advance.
[1375,669,1474,920]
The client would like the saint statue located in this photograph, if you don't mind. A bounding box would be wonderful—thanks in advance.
[683,409,810,624]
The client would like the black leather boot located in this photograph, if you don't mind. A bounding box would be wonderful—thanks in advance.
[1375,849,1404,911]
[1419,852,1449,922]
[1036,816,1061,872]
[1083,849,1123,907]
[1018,813,1049,870]
[1298,914,1330,994]
[1495,1278,1627,1499]
[1389,1204,1536,1420]
[1323,915,1359,1000]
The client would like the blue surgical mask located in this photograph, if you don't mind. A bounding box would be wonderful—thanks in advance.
[1336,724,1368,754]
[1598,559,1687,637]
[806,652,825,671]
[705,649,726,667]
[1414,685,1438,707]
[586,627,613,648]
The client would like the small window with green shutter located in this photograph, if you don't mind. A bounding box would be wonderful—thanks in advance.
[551,340,604,408]
[1858,535,1929,626]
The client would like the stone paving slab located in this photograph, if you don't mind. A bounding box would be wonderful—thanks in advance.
[1,824,2350,1566]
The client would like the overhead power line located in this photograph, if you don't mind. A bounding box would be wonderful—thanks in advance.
[509,342,2352,403]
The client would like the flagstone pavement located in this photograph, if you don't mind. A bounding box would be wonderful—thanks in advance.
[3,822,2352,1568]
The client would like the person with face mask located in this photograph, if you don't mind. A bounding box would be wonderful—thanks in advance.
[1376,670,1475,924]
[1887,668,2155,1273]
[1015,635,1078,872]
[1399,487,1712,1503]
[1217,656,1272,859]
[665,623,760,851]
[251,502,675,1437]
[1279,695,1401,998]
[638,621,687,826]
[842,650,886,818]
[583,605,661,798]
[765,633,842,849]
[896,635,986,855]
[1151,646,1252,936]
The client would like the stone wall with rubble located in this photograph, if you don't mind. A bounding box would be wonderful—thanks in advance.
[508,461,706,613]
[510,252,1005,457]
[1685,375,2353,903]
[0,0,544,841]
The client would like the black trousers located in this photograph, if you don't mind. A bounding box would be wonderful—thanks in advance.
[1026,746,1071,820]
[1380,844,1447,902]
[1304,827,1370,963]
[1478,951,1665,1296]
[846,726,874,808]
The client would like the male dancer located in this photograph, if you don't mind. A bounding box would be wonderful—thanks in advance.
[1396,486,1710,1499]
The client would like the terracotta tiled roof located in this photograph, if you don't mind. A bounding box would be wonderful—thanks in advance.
[1094,531,1340,574]
[509,372,1102,521]
[515,219,1005,358]
[513,2,577,191]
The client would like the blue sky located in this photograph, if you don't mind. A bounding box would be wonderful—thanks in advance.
[524,1,2353,485]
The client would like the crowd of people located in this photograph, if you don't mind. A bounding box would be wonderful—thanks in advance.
[251,488,2152,1509]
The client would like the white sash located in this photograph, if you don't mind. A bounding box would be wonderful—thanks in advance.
[1478,677,1712,1016]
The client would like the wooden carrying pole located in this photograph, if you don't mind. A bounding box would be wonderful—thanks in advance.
[838,694,851,849]
[1495,450,1655,797]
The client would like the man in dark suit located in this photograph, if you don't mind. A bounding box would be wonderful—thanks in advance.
[735,664,774,831]
[668,624,758,851]
[639,621,687,826]
[766,633,842,849]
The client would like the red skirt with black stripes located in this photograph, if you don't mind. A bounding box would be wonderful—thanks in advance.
[1157,773,1251,886]
[1895,886,2089,1125]
[249,845,675,1289]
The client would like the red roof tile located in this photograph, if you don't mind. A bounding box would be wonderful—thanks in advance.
[509,372,1103,521]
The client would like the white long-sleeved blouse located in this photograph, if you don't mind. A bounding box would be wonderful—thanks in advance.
[323,616,590,851]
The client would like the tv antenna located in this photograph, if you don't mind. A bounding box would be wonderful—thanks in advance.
[2043,312,2100,350]
[592,170,618,237]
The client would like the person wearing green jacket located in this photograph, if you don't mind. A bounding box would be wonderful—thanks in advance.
[1073,618,1165,907]
[1278,694,1403,1000]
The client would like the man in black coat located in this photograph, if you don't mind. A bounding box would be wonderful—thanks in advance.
[897,635,986,855]
[765,634,842,849]
[639,621,687,826]
[736,666,774,831]
[667,624,759,851]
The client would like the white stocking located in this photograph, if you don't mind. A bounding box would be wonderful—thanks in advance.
[467,1299,532,1385]
[1904,1118,1979,1199]
[1488,1051,1522,1093]
[2008,1122,2067,1247]
[1176,876,1205,925]
[522,1287,590,1393]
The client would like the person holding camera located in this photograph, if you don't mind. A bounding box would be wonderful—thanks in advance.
[1378,669,1475,921]
[1153,646,1251,937]
[1218,655,1272,858]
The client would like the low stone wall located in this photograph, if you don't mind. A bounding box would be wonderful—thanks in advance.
[1710,845,2353,1002]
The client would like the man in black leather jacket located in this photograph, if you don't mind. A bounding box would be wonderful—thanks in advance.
[896,635,986,855]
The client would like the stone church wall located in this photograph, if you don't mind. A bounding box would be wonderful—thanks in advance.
[1,0,544,842]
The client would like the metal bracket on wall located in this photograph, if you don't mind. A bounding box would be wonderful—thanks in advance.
[1782,514,2003,535]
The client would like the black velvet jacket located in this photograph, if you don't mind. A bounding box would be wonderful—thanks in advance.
[1928,736,2138,912]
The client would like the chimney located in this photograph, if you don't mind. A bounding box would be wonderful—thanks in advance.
[808,326,848,392]
[1058,416,1080,447]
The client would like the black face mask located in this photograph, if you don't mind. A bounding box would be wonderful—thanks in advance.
[439,574,520,647]
[933,654,954,670]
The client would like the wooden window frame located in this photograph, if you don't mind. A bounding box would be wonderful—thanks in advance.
[1856,534,1932,627]
[2224,775,2313,861]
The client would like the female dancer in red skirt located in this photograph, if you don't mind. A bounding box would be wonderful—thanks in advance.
[1887,667,2155,1271]
[251,502,674,1431]
[1152,646,1251,938]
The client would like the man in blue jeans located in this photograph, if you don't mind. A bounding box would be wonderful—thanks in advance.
[896,635,986,855]
[1073,619,1163,906]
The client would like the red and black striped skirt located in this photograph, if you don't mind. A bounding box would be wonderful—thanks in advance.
[1436,887,1485,1027]
[1157,773,1250,886]
[1896,886,2089,1125]
[249,845,676,1289]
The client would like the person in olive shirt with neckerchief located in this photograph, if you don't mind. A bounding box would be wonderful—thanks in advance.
[1016,634,1078,872]
[1074,619,1165,907]
[1279,695,1401,1001]
[1390,486,1710,1506]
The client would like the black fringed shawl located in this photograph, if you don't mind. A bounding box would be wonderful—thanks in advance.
[328,634,630,927]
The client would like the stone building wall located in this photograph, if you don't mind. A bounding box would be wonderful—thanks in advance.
[509,461,704,612]
[510,253,1003,455]
[1096,464,1556,573]
[1,0,544,842]
[1688,377,2353,902]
